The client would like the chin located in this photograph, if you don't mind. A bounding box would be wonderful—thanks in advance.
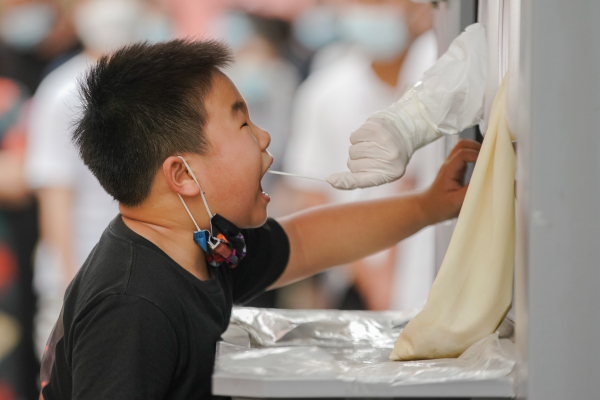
[227,212,267,229]
[230,199,269,229]
[246,208,269,228]
[249,214,269,228]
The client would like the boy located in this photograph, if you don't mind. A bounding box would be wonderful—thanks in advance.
[40,40,480,399]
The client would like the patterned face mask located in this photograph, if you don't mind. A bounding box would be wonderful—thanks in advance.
[177,156,246,268]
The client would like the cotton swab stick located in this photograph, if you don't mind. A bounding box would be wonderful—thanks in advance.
[267,170,326,182]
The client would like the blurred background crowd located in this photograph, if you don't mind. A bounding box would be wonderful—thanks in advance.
[0,0,441,398]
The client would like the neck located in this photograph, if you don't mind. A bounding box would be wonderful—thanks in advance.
[120,205,211,281]
[370,49,408,88]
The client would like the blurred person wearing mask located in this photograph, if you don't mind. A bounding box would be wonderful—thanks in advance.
[0,0,80,93]
[25,0,173,358]
[283,0,438,311]
[292,1,354,74]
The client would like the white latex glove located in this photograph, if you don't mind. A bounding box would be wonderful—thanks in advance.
[328,23,487,190]
[326,104,432,189]
[325,118,410,189]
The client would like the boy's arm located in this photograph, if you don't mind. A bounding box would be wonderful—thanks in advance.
[271,140,481,289]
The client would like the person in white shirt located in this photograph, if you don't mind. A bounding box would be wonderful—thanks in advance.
[283,0,439,310]
[26,52,119,358]
[25,0,172,357]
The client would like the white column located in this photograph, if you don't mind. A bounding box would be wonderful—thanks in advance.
[515,1,600,399]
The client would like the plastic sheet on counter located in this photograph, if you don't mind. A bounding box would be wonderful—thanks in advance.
[226,306,422,348]
[213,307,517,397]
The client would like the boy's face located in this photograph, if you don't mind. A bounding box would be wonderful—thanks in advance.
[185,71,273,229]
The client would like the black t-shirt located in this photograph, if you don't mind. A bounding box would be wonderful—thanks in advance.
[40,215,289,400]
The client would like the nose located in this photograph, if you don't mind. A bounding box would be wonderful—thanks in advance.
[255,126,271,152]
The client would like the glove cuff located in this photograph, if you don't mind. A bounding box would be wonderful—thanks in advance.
[370,90,442,159]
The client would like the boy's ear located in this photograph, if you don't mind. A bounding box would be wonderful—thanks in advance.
[162,156,201,197]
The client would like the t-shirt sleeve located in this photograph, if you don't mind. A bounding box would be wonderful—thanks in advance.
[70,294,178,400]
[231,218,290,305]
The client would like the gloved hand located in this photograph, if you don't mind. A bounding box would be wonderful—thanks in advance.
[327,23,487,190]
[328,118,409,189]
[327,97,441,189]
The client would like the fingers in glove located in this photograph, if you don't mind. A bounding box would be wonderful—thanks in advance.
[347,157,395,175]
[326,171,389,190]
[349,121,389,144]
[348,141,388,160]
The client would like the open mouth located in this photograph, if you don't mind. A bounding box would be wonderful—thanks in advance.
[259,181,270,201]
[259,158,273,200]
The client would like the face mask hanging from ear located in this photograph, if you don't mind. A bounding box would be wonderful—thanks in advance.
[176,156,247,268]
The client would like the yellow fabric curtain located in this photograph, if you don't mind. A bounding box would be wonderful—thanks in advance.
[391,76,516,361]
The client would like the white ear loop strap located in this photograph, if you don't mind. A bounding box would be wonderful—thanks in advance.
[178,193,201,231]
[177,156,213,218]
[176,156,219,248]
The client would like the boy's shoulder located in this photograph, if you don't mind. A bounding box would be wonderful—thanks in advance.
[65,215,199,323]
